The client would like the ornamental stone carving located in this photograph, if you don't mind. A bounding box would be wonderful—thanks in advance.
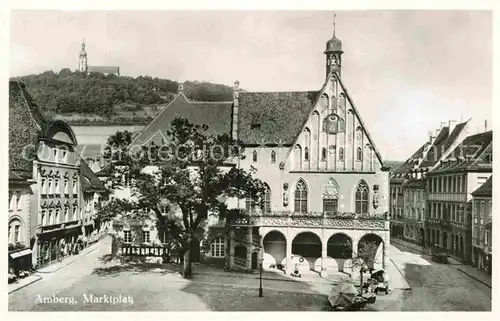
[260,217,288,227]
[289,218,322,227]
[323,219,354,228]
[357,220,385,229]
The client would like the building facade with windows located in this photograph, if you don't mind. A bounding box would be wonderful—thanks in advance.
[9,80,109,269]
[426,131,492,263]
[131,24,391,276]
[471,176,492,275]
[389,120,474,247]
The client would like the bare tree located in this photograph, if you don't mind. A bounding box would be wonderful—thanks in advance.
[349,241,381,288]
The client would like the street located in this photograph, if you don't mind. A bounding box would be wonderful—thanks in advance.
[9,237,491,311]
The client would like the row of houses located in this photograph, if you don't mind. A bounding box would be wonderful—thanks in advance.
[8,80,109,276]
[389,120,492,275]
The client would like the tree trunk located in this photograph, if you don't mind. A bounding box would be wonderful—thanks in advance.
[182,237,192,279]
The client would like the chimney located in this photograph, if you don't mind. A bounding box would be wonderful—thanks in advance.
[440,121,447,130]
[485,119,489,132]
[435,128,441,137]
[428,131,435,143]
[448,120,457,134]
[231,80,240,141]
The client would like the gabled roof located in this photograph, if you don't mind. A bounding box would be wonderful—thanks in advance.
[472,176,492,197]
[430,131,493,174]
[87,66,120,74]
[238,91,318,145]
[79,156,109,194]
[131,93,232,146]
[9,80,49,178]
[392,120,469,178]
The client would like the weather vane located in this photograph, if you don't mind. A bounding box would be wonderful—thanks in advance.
[333,12,337,36]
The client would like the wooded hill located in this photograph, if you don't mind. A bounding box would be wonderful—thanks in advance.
[12,69,234,123]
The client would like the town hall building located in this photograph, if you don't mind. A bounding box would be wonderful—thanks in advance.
[127,22,391,277]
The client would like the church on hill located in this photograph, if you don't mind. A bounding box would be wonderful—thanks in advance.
[112,18,391,277]
[78,40,120,76]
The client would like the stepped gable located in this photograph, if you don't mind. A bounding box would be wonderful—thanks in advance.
[472,176,492,197]
[9,80,49,178]
[237,91,318,145]
[431,131,493,174]
[130,93,232,146]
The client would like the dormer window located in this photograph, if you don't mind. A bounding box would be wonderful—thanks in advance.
[485,153,493,163]
[250,115,261,130]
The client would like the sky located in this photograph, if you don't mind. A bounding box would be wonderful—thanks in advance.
[9,10,493,161]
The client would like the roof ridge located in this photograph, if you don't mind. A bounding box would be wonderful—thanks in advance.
[15,81,44,132]
[130,92,186,146]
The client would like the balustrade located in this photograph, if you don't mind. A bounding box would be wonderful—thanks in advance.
[120,245,168,257]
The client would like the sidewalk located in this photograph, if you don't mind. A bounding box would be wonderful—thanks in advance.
[391,238,426,254]
[456,265,492,288]
[37,235,110,273]
[8,274,43,294]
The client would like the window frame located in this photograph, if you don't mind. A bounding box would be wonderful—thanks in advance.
[210,236,226,258]
[123,230,132,243]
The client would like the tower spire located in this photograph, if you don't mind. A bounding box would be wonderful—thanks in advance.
[333,12,337,36]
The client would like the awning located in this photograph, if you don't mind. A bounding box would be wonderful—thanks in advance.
[10,249,32,259]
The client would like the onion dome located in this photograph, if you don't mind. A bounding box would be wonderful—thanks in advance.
[325,34,343,54]
[80,40,87,56]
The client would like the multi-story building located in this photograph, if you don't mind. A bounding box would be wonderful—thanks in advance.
[471,176,492,274]
[9,80,108,269]
[426,131,492,263]
[8,172,36,273]
[129,23,391,276]
[390,120,474,246]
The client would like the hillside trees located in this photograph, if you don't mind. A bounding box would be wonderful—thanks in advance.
[12,70,234,117]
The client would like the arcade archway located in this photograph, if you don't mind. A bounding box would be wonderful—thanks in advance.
[262,230,286,269]
[358,233,384,271]
[292,232,322,273]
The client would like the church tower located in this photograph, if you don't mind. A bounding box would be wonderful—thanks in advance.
[78,40,88,72]
[324,14,343,78]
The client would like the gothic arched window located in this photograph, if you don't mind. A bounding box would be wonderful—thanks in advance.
[321,147,327,161]
[319,94,329,111]
[322,178,339,214]
[355,180,369,215]
[252,150,257,162]
[356,147,362,161]
[270,150,276,163]
[339,147,344,161]
[304,147,309,161]
[261,184,271,213]
[294,180,308,213]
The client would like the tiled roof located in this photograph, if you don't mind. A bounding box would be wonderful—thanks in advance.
[430,131,493,174]
[392,121,469,178]
[472,176,492,197]
[79,156,108,193]
[392,141,429,175]
[237,91,318,145]
[131,93,232,146]
[419,123,467,168]
[9,80,48,178]
[87,66,120,74]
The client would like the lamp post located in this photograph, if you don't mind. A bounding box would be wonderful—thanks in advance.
[259,262,263,297]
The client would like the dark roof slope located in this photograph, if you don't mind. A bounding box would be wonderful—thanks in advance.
[420,122,467,168]
[472,176,492,197]
[431,131,493,174]
[237,91,318,145]
[9,80,48,178]
[79,157,108,193]
[131,93,232,146]
[392,141,429,175]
